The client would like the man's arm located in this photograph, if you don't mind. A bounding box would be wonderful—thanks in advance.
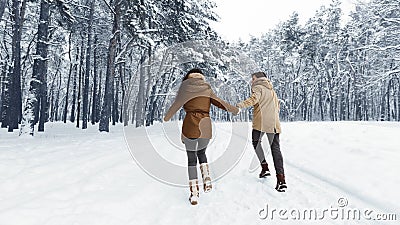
[237,86,262,109]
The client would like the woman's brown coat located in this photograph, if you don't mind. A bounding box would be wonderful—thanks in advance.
[164,73,239,140]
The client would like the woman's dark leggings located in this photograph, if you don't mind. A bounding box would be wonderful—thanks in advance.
[184,138,210,180]
[252,129,285,175]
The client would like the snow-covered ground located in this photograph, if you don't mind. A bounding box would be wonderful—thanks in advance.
[0,121,399,225]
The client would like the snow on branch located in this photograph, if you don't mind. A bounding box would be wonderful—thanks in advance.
[32,54,50,61]
[136,29,159,34]
[365,69,400,88]
[138,33,155,47]
[353,44,400,51]
[101,0,116,15]
[381,17,400,25]
[115,38,134,64]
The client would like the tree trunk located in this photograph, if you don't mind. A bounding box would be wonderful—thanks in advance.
[362,91,367,120]
[0,63,9,128]
[135,55,146,127]
[119,63,125,123]
[49,72,56,121]
[0,18,9,127]
[8,0,24,132]
[0,0,6,20]
[354,76,362,121]
[143,46,153,123]
[96,69,102,123]
[386,79,391,121]
[63,32,73,123]
[20,0,50,135]
[318,78,324,121]
[302,86,307,120]
[380,82,386,121]
[91,35,98,125]
[54,72,61,121]
[398,77,400,121]
[113,74,119,126]
[346,77,351,120]
[76,39,84,128]
[397,77,400,121]
[82,0,94,129]
[49,59,61,122]
[99,0,120,132]
[70,46,79,123]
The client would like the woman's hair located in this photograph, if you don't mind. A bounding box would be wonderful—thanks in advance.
[183,68,203,81]
[252,72,267,78]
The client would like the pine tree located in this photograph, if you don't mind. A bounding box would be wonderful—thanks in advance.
[20,0,74,135]
[0,0,6,20]
[99,0,121,132]
[82,0,94,129]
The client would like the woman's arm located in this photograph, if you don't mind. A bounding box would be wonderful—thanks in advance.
[164,91,184,121]
[237,86,262,109]
[210,91,239,115]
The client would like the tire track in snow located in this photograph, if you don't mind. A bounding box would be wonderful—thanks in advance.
[223,125,399,219]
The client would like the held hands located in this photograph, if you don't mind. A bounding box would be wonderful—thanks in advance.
[234,103,245,116]
[232,105,242,116]
[232,107,240,116]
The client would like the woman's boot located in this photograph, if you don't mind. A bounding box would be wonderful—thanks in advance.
[189,179,199,205]
[200,163,212,192]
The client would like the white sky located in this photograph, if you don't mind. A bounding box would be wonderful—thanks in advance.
[210,0,360,42]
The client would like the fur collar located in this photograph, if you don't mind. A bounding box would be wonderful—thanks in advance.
[188,73,205,80]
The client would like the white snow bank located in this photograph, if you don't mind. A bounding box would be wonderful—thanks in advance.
[0,121,399,225]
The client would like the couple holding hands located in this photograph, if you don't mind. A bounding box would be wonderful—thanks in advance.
[164,69,287,205]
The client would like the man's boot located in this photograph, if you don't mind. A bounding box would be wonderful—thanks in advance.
[275,174,287,192]
[259,162,271,178]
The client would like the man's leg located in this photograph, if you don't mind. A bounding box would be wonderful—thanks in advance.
[252,129,266,164]
[266,133,284,175]
[252,129,270,178]
[266,133,287,192]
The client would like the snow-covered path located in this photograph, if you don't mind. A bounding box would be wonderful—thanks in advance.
[0,122,399,225]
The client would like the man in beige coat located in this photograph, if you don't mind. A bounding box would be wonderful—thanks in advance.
[237,72,287,192]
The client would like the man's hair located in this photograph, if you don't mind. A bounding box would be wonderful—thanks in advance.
[252,72,267,78]
[183,68,203,81]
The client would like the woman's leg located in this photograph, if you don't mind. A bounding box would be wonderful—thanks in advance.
[196,138,210,164]
[185,138,198,180]
[196,138,212,192]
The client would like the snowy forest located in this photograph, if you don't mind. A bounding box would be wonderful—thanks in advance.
[0,0,399,135]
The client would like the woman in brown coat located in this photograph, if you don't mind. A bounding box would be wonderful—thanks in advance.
[164,68,239,205]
